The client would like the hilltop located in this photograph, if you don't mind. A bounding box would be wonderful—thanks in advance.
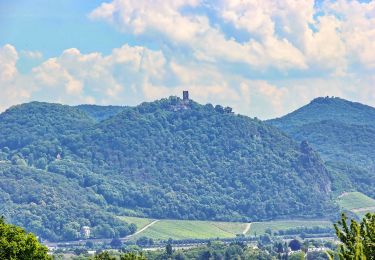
[0,95,335,241]
[269,96,375,197]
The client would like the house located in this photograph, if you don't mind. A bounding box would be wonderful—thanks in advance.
[81,226,91,239]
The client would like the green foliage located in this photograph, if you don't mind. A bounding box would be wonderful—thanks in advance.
[0,216,51,260]
[334,213,375,259]
[91,251,146,260]
[0,162,133,241]
[129,218,245,240]
[143,241,275,260]
[76,105,126,122]
[249,220,333,236]
[269,97,375,197]
[337,192,375,211]
[0,98,336,241]
[289,239,302,251]
[79,97,334,220]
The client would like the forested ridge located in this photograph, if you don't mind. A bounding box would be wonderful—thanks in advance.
[0,97,335,241]
[269,96,375,198]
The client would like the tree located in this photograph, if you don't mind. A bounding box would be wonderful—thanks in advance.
[0,216,51,259]
[86,241,94,249]
[333,213,375,259]
[120,252,146,260]
[289,252,304,260]
[136,236,149,247]
[93,251,146,260]
[166,243,173,256]
[35,157,48,170]
[200,250,212,260]
[110,237,123,248]
[289,239,302,251]
[74,248,88,255]
[92,251,116,260]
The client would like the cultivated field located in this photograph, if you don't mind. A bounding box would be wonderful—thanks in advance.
[337,192,375,218]
[120,216,332,241]
[337,192,375,210]
[128,219,247,240]
[119,216,155,230]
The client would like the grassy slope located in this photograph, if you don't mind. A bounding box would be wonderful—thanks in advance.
[132,220,237,240]
[121,217,247,240]
[337,192,375,210]
[337,192,375,218]
[247,220,332,236]
[118,216,155,230]
[120,216,333,240]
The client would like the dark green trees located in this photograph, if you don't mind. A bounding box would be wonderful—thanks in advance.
[269,97,375,198]
[0,98,336,241]
[0,217,51,260]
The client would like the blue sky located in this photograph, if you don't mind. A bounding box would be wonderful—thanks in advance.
[0,0,374,119]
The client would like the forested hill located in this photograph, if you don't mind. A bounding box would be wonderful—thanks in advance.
[269,96,375,198]
[75,104,126,122]
[0,97,335,241]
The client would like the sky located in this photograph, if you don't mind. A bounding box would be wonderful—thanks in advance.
[0,0,374,119]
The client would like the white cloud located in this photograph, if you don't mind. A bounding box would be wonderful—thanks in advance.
[1,0,375,118]
[0,45,33,111]
[89,0,308,70]
[0,44,19,82]
[90,0,375,73]
[324,0,375,69]
[20,50,43,60]
[30,45,168,105]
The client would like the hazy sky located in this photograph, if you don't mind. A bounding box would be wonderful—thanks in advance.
[0,0,374,119]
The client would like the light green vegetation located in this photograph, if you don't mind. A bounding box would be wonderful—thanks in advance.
[337,192,375,218]
[121,216,247,240]
[121,216,333,240]
[118,216,155,230]
[247,220,333,236]
[212,222,248,235]
[337,192,375,211]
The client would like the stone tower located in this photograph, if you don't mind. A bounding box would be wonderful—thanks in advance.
[183,91,189,101]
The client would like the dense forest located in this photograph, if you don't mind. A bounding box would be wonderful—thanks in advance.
[0,97,336,241]
[269,97,375,197]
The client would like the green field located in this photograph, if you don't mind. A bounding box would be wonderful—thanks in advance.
[337,192,375,218]
[337,192,375,211]
[247,220,333,236]
[120,216,334,241]
[121,217,247,240]
[118,216,155,230]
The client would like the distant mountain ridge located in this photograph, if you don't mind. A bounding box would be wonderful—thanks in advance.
[0,96,335,241]
[269,96,375,198]
[272,97,375,128]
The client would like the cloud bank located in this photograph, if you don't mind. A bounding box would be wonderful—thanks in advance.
[1,0,374,118]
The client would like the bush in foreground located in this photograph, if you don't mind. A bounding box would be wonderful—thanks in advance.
[0,216,51,259]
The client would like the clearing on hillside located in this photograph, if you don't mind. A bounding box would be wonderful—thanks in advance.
[120,217,247,240]
[118,216,155,230]
[337,192,375,218]
[120,216,333,241]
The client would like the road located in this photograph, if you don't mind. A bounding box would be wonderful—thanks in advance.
[242,223,251,235]
[127,220,159,237]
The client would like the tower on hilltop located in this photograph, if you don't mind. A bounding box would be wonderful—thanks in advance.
[183,91,189,101]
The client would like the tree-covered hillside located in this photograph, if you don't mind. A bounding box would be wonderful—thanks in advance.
[76,104,126,122]
[269,96,375,197]
[0,97,336,241]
